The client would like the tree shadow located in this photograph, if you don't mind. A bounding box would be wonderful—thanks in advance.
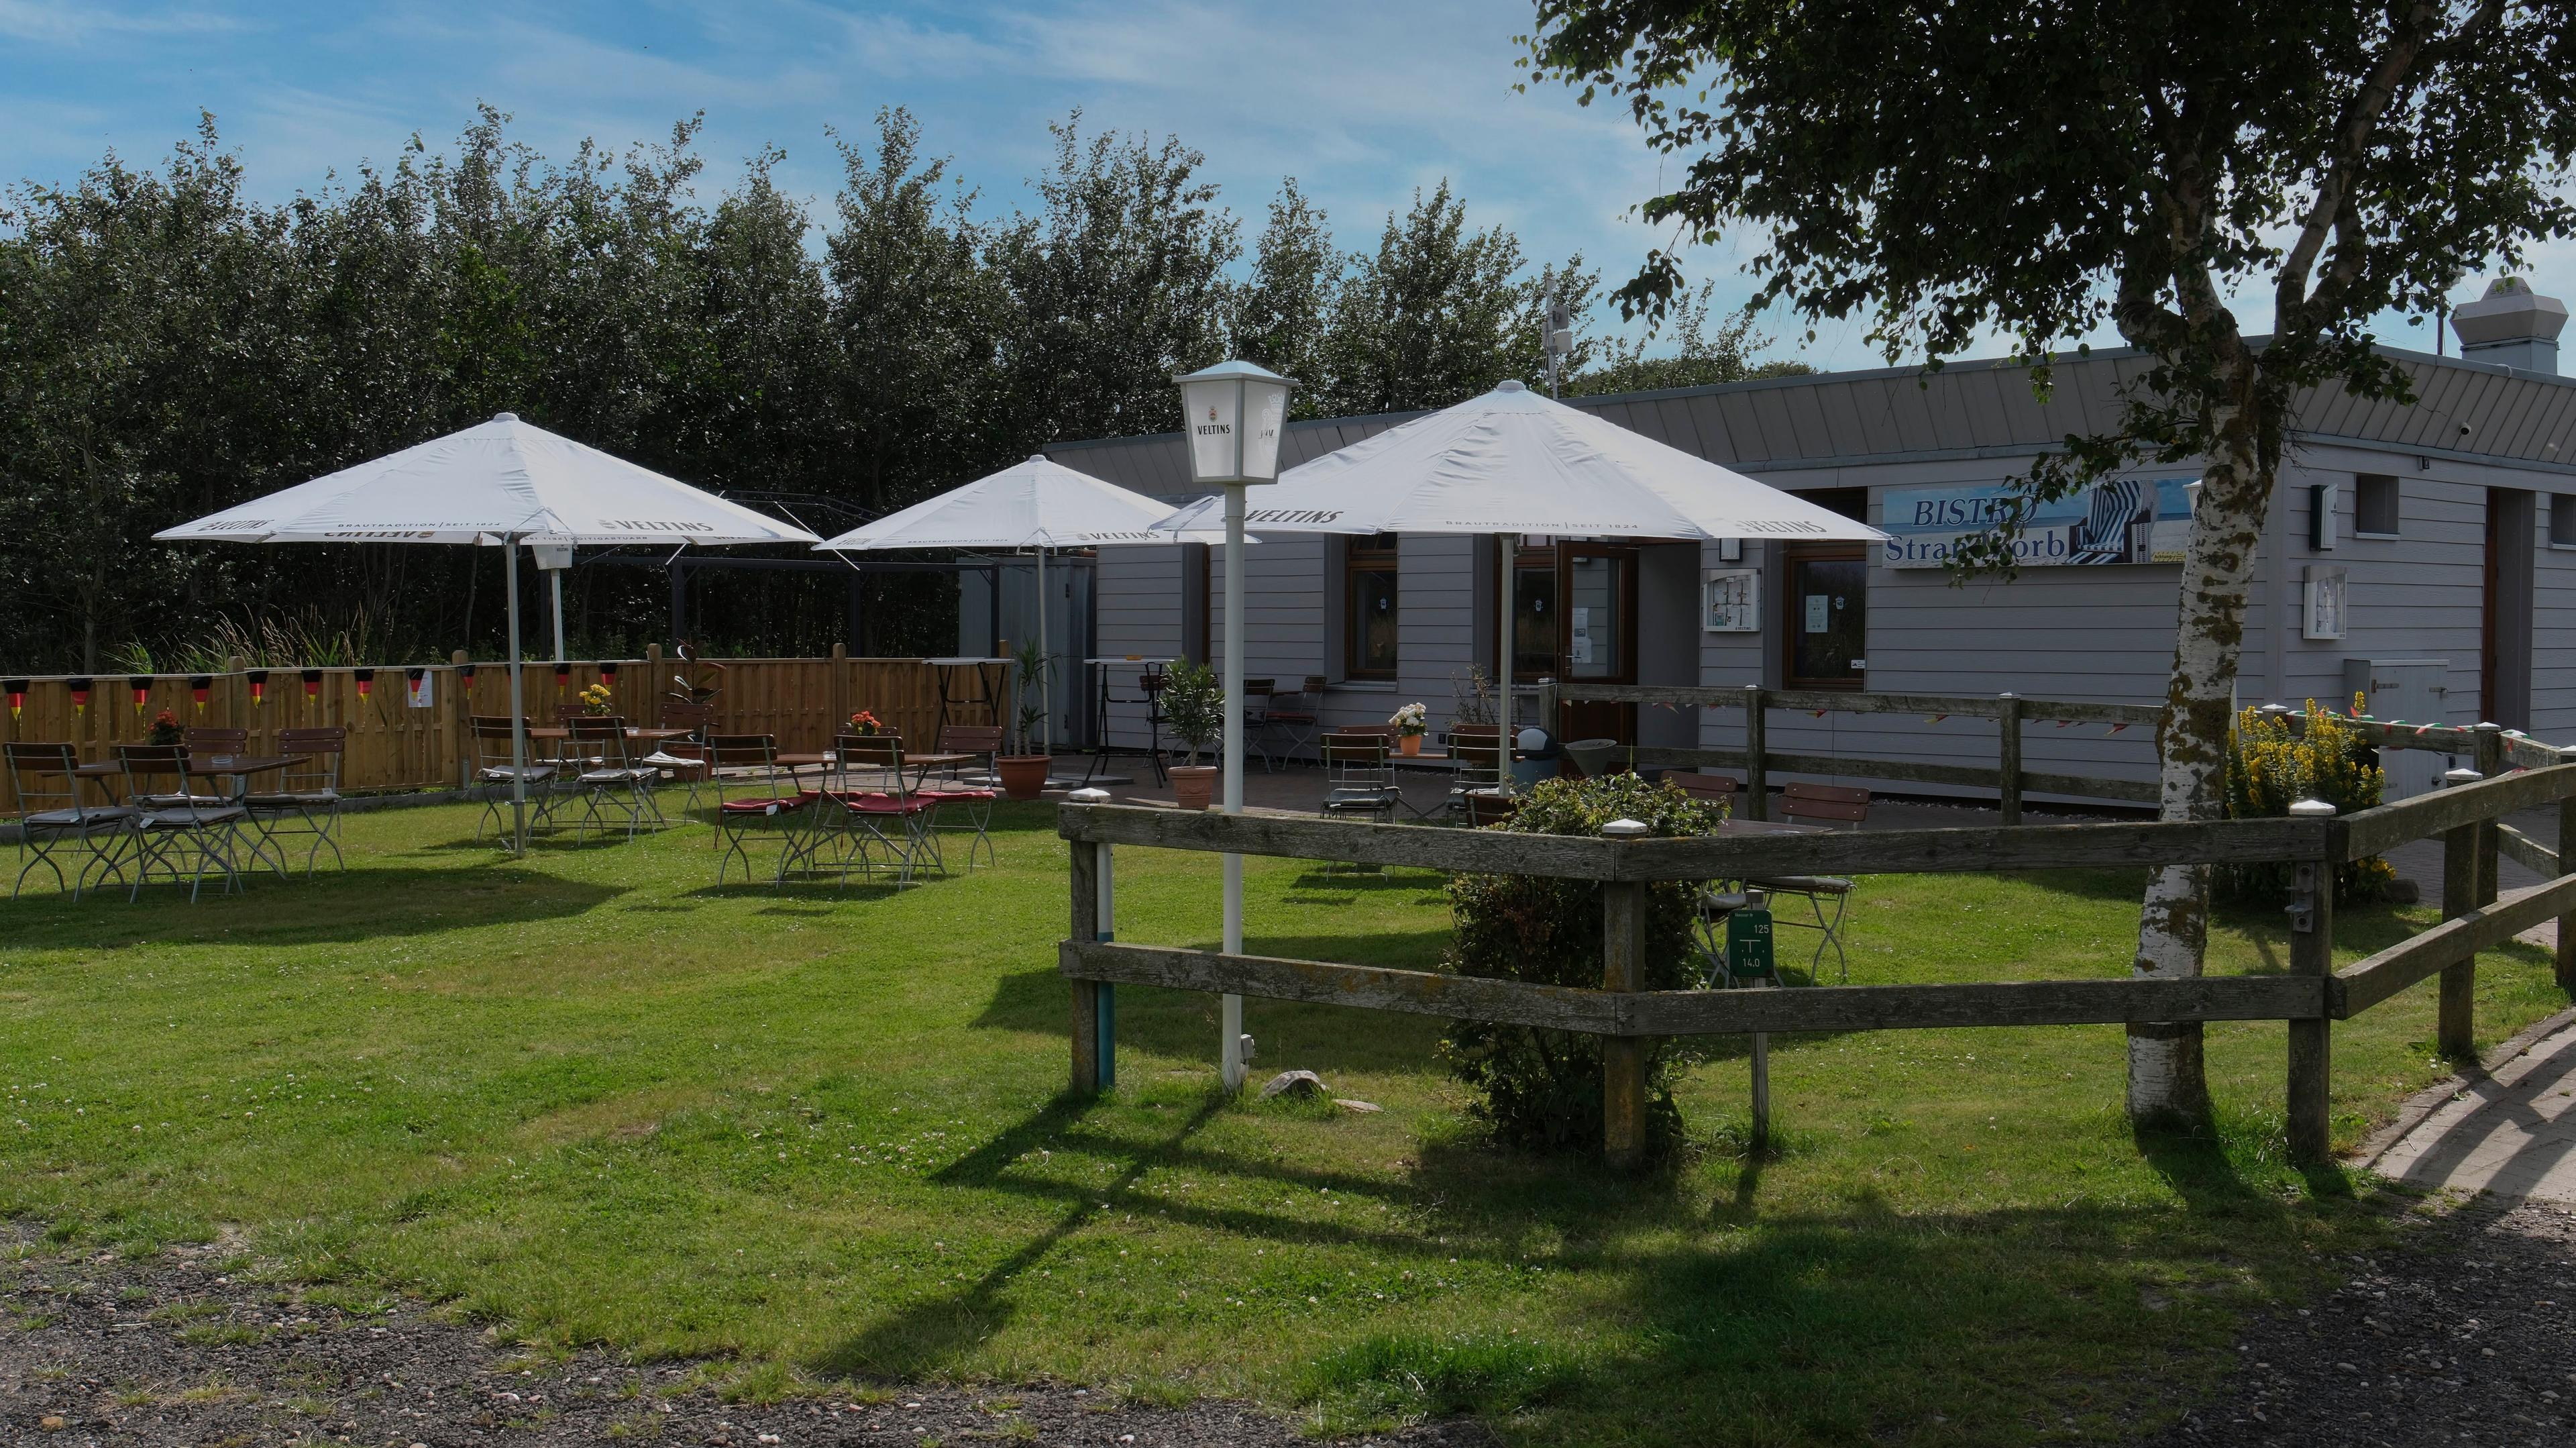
[0,864,623,947]
[806,1092,1229,1380]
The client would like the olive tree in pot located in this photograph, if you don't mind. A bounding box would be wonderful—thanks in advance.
[1160,658,1224,811]
[996,638,1053,801]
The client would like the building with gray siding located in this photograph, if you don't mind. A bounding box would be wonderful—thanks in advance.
[1034,282,2576,803]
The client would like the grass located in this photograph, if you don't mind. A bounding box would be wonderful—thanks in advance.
[0,798,2565,1445]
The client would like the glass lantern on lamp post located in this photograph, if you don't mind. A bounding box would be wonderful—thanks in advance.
[1172,360,1293,1091]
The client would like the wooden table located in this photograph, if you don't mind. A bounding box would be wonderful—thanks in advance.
[523,726,693,744]
[74,754,308,801]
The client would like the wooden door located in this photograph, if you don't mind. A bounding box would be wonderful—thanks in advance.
[1556,544,1638,743]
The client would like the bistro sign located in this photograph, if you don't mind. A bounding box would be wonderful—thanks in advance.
[1881,477,2195,568]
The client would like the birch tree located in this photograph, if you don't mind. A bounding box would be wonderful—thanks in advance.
[1524,0,2576,1127]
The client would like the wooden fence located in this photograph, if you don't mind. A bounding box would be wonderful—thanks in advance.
[1058,732,2576,1169]
[1554,683,2549,820]
[0,647,1006,811]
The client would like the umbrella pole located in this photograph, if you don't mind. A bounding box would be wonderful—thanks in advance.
[1497,532,1513,794]
[1220,484,1246,1092]
[1036,546,1052,760]
[551,568,567,663]
[505,538,529,854]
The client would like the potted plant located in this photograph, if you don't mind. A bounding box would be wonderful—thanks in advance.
[145,708,184,747]
[577,681,616,716]
[1160,658,1224,811]
[1391,701,1429,756]
[846,709,883,737]
[995,639,1053,801]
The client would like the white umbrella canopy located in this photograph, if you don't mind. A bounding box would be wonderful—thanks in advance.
[1150,380,1886,544]
[813,454,1234,551]
[1149,379,1886,789]
[156,412,819,854]
[816,455,1241,757]
[156,412,820,547]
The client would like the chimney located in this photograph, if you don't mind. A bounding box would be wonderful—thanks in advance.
[2451,276,2568,374]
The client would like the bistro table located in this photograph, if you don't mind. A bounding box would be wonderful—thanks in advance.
[923,658,1009,742]
[1085,657,1176,785]
[74,753,309,802]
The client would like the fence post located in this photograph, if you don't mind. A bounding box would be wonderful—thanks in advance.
[1601,819,1650,1170]
[1742,684,1768,822]
[2439,765,2483,1059]
[2475,723,2505,898]
[1069,829,1103,1095]
[1997,692,2024,825]
[2559,747,2576,996]
[2286,798,2337,1166]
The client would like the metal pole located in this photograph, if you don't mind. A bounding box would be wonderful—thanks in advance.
[549,566,567,663]
[1036,546,1053,760]
[1497,532,1513,793]
[1221,482,1247,1091]
[503,538,528,854]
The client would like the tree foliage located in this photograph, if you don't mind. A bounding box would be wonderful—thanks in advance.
[1525,0,2576,1129]
[0,105,1796,671]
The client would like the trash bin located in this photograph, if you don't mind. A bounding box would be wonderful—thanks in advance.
[1562,737,1623,780]
[1511,726,1558,789]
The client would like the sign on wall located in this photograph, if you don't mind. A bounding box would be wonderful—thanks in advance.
[1703,568,1760,631]
[1881,477,2196,568]
[2302,564,2349,640]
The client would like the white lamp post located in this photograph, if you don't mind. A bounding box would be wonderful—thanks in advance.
[1174,359,1294,1092]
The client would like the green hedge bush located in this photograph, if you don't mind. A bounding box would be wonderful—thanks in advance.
[1438,774,1725,1155]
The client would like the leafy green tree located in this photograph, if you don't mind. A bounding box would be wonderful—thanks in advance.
[1566,283,1813,397]
[992,114,1240,447]
[1527,0,2576,1127]
[1232,179,1341,415]
[1319,181,1546,415]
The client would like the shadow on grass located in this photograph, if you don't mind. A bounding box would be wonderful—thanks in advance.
[0,864,624,947]
[969,968,1456,1079]
[808,1092,1229,1380]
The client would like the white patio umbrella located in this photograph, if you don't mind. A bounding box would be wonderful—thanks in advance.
[156,411,819,853]
[1154,378,1888,785]
[812,454,1238,760]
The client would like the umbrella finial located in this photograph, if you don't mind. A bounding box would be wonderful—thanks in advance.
[495,411,519,423]
[1497,379,1526,393]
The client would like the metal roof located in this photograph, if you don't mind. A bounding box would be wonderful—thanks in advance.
[1045,345,2576,493]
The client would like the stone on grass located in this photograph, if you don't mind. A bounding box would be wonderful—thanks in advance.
[1336,1098,1383,1113]
[1260,1070,1326,1100]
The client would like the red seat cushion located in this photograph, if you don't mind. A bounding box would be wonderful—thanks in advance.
[720,796,807,816]
[918,787,997,803]
[827,791,928,815]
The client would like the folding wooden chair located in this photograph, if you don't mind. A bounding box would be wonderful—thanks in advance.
[470,716,558,843]
[566,715,663,843]
[1668,771,1741,815]
[922,725,1003,867]
[115,745,250,902]
[5,743,134,899]
[244,727,347,876]
[781,735,937,887]
[702,734,807,884]
[1743,781,1869,981]
[1319,733,1401,825]
[1441,725,1507,823]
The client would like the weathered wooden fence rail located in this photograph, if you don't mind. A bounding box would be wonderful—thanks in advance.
[0,648,1003,811]
[1059,751,2576,1169]
[1554,682,2532,821]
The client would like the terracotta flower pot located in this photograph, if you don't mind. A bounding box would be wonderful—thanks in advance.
[1399,733,1423,756]
[1169,764,1218,811]
[996,754,1052,801]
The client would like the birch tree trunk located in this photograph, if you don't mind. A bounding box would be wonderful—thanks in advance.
[2128,386,2273,1129]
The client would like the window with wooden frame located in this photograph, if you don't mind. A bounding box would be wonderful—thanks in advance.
[1344,533,1399,680]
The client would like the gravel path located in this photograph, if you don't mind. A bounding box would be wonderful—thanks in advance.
[2151,1195,2576,1447]
[0,1226,1488,1448]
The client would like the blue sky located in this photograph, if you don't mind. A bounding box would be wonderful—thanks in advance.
[0,0,2551,371]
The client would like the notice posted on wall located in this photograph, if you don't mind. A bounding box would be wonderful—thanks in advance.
[1804,594,1829,633]
[1570,606,1593,663]
[408,672,434,708]
[1881,477,2195,568]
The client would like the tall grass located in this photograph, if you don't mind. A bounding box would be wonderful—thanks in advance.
[108,607,399,672]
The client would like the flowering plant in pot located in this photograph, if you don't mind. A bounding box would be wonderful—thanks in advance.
[846,709,883,736]
[1390,701,1429,756]
[1160,658,1224,811]
[145,708,184,747]
[577,681,616,716]
[995,639,1053,800]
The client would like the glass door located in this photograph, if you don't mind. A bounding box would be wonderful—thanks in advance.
[1556,544,1637,742]
[1783,546,1868,688]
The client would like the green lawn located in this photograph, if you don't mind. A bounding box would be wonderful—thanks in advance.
[0,799,2563,1445]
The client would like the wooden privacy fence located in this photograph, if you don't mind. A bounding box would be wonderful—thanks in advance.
[1057,731,2576,1169]
[0,647,1006,812]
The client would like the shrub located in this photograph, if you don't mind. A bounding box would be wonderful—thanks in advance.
[2219,698,2395,902]
[1160,657,1223,764]
[1438,773,1725,1155]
